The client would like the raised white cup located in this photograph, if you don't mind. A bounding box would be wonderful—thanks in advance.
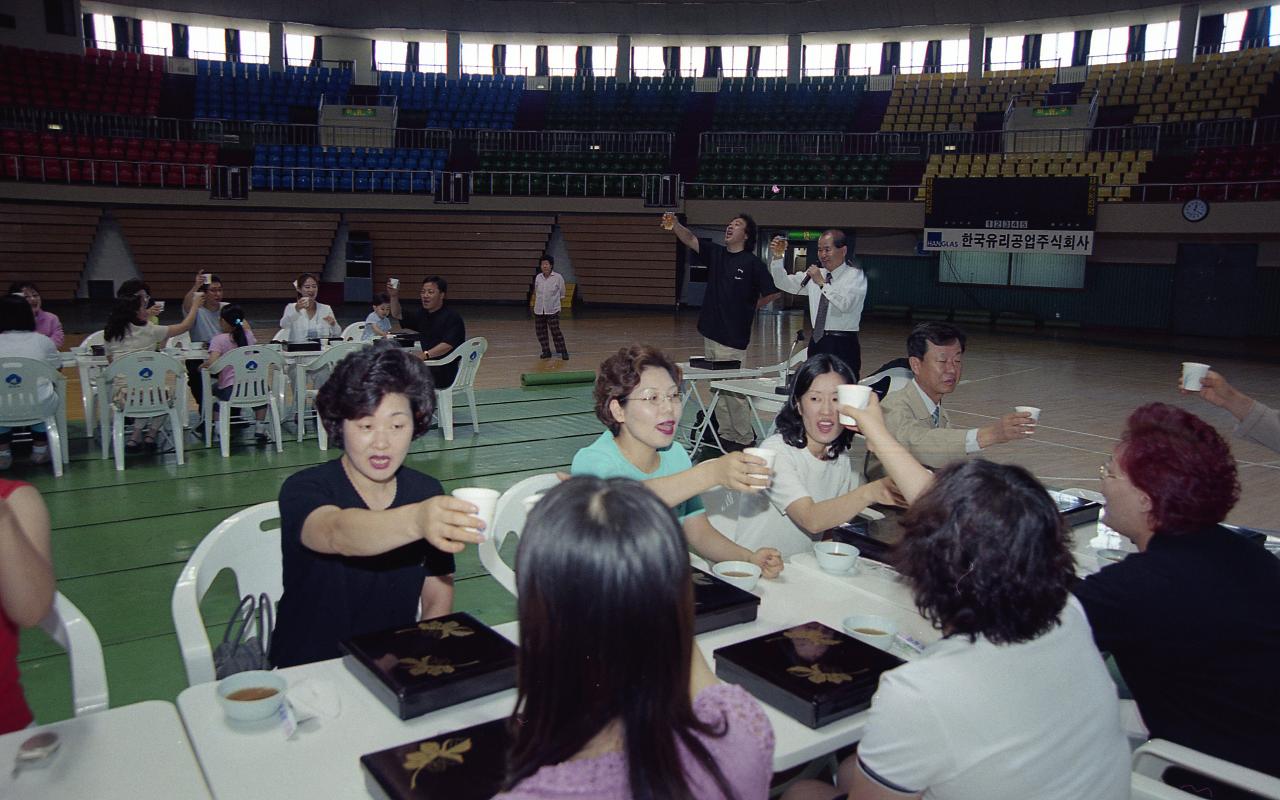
[1181,362,1210,391]
[1015,405,1041,421]
[813,541,860,574]
[742,447,776,482]
[389,277,400,289]
[452,487,500,534]
[842,614,898,651]
[836,384,872,427]
[712,560,761,591]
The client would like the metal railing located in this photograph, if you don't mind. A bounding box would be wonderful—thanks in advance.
[700,131,902,157]
[249,165,442,193]
[0,107,225,143]
[476,130,672,155]
[683,182,920,202]
[251,123,452,150]
[1196,34,1280,56]
[2,154,212,189]
[1117,179,1280,202]
[469,170,673,198]
[1190,115,1280,148]
[926,123,1159,155]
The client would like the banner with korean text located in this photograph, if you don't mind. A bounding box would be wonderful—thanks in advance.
[923,176,1097,256]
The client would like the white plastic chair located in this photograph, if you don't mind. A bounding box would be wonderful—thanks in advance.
[73,329,105,435]
[39,592,108,716]
[1133,739,1280,800]
[202,345,286,458]
[340,321,369,341]
[481,473,561,596]
[0,357,67,477]
[100,351,186,471]
[270,329,288,343]
[424,336,487,441]
[296,341,365,445]
[171,501,283,687]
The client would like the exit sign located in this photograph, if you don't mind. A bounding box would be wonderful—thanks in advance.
[1033,107,1073,118]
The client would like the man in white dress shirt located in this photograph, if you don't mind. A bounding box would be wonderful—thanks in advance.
[768,229,867,378]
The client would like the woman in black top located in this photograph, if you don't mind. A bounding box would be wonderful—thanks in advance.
[270,342,488,668]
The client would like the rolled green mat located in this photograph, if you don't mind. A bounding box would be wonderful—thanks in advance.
[520,370,596,386]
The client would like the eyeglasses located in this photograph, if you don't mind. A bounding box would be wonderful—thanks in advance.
[621,390,686,408]
[1098,460,1118,480]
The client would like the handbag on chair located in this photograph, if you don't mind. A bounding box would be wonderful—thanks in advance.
[213,592,274,678]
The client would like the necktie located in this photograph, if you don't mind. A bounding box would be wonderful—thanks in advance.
[812,271,830,342]
[931,406,941,428]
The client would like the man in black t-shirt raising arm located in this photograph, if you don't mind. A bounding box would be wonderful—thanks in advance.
[665,212,779,450]
[388,275,467,389]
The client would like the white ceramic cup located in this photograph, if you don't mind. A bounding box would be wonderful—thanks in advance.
[1181,362,1210,391]
[836,384,873,426]
[712,560,761,591]
[842,614,898,651]
[742,447,776,481]
[522,493,545,515]
[813,541,860,574]
[452,487,500,533]
[216,670,287,722]
[153,301,165,313]
[389,277,400,289]
[1015,405,1041,421]
[203,274,212,285]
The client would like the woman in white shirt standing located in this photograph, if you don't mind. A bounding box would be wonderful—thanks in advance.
[532,254,569,360]
[279,273,340,343]
[733,353,900,557]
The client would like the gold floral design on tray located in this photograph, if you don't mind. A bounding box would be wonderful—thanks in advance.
[781,627,842,647]
[398,655,479,677]
[787,664,859,685]
[403,737,473,789]
[396,619,475,638]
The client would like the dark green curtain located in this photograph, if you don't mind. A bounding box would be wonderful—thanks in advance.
[1022,34,1042,69]
[835,43,850,76]
[1071,30,1091,67]
[879,42,900,75]
[576,46,593,77]
[746,46,761,77]
[311,36,323,67]
[1243,6,1272,49]
[492,44,506,76]
[923,40,942,73]
[662,46,679,77]
[704,46,722,77]
[1126,25,1146,62]
[225,29,240,63]
[172,24,189,58]
[984,37,993,70]
[1197,14,1225,55]
[535,45,548,76]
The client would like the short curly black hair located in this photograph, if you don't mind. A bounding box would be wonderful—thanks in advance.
[896,459,1074,646]
[315,340,436,448]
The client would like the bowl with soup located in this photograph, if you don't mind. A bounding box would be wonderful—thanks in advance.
[216,670,288,722]
[712,560,762,592]
[813,542,860,574]
[842,614,898,651]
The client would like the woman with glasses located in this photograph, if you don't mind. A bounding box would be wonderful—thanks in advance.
[572,345,783,577]
[1074,403,1280,784]
[734,353,903,557]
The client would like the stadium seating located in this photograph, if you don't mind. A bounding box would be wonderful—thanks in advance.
[881,70,1057,133]
[920,149,1156,200]
[250,144,444,192]
[1092,49,1279,125]
[194,61,352,122]
[713,77,866,130]
[544,76,691,130]
[0,46,162,115]
[0,130,218,188]
[378,73,521,129]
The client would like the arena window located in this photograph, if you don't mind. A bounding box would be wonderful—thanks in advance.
[285,32,315,65]
[189,25,225,61]
[375,40,408,71]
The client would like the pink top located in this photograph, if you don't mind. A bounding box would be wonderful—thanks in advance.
[494,684,775,800]
[34,309,63,348]
[208,329,258,389]
[0,479,34,734]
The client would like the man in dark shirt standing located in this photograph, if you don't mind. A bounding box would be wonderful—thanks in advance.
[666,212,778,450]
[388,276,466,388]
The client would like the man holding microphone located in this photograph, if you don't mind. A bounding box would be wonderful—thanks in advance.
[767,229,867,379]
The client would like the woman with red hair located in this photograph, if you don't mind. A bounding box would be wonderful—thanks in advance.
[1073,402,1280,780]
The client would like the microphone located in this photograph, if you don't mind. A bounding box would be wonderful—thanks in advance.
[775,330,807,395]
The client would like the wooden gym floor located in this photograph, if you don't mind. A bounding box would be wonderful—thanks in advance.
[15,305,1280,724]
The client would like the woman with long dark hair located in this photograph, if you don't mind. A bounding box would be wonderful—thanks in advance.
[104,289,204,451]
[783,397,1129,800]
[279,272,340,343]
[199,304,272,443]
[734,354,901,556]
[497,476,775,800]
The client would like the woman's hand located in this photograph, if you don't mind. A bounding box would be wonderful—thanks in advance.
[323,314,338,328]
[412,495,489,554]
[296,297,310,312]
[749,547,784,578]
[839,393,890,444]
[715,451,771,493]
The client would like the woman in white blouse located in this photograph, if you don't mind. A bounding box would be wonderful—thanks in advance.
[279,273,340,343]
[733,353,900,557]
